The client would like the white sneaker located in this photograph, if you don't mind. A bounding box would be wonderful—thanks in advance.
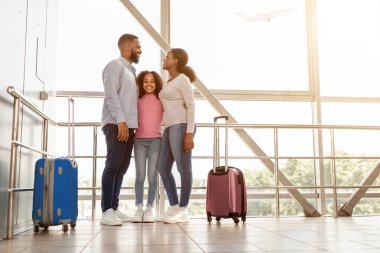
[114,209,130,222]
[164,207,189,224]
[156,205,178,222]
[131,207,144,223]
[100,209,122,226]
[143,206,155,223]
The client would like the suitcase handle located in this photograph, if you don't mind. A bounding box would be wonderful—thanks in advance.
[213,115,229,172]
[214,115,229,122]
[67,97,75,162]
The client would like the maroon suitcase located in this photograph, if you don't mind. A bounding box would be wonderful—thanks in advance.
[206,116,247,224]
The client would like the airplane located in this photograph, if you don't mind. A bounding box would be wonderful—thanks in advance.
[237,8,292,22]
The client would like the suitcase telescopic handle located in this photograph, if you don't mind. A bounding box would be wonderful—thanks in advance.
[214,115,229,122]
[213,115,229,173]
[68,97,75,162]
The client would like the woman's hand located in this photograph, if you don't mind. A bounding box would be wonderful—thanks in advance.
[184,133,194,152]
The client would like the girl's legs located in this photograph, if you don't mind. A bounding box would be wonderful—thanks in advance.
[146,138,161,206]
[134,139,147,206]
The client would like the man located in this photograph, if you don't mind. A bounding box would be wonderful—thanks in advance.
[100,34,142,225]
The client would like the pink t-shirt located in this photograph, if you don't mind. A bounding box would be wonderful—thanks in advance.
[135,94,163,138]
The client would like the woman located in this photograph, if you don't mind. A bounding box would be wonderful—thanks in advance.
[157,48,197,224]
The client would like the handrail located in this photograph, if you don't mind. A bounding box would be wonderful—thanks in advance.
[11,141,54,157]
[7,86,58,125]
[58,121,380,130]
[6,86,59,239]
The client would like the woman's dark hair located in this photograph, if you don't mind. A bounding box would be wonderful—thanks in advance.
[136,70,163,98]
[171,48,197,83]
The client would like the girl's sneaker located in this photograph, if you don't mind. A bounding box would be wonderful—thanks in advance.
[131,205,144,223]
[143,206,155,223]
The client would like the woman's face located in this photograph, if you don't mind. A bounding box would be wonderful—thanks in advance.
[143,73,156,94]
[163,51,176,70]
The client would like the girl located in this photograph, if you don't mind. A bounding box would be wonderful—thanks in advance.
[131,71,163,222]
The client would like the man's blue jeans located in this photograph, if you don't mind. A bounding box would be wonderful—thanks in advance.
[134,138,161,207]
[157,123,193,207]
[101,124,135,212]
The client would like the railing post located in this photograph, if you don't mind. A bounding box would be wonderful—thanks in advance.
[6,97,21,239]
[274,128,280,219]
[42,119,49,157]
[330,128,338,218]
[92,126,98,221]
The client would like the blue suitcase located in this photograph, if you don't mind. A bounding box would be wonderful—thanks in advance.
[32,157,78,233]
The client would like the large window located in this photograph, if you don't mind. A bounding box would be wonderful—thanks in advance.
[52,0,380,218]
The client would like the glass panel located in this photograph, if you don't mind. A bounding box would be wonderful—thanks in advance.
[222,101,312,124]
[171,0,309,90]
[354,199,380,215]
[280,198,314,217]
[56,0,161,91]
[189,199,206,218]
[331,130,380,156]
[130,0,161,32]
[249,199,275,217]
[322,102,380,125]
[317,0,380,96]
[280,159,316,190]
[55,97,103,122]
[278,129,314,157]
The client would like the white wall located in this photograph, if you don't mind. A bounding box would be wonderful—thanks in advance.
[0,0,59,239]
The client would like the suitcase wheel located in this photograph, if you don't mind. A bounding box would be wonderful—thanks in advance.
[43,226,49,230]
[216,217,221,222]
[70,223,76,228]
[207,214,212,223]
[33,225,39,233]
[233,216,240,224]
[62,224,69,233]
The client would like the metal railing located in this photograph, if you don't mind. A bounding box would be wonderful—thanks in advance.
[6,86,380,239]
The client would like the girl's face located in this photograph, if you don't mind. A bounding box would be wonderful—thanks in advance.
[143,73,156,94]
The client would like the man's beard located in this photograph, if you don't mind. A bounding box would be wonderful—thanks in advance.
[131,50,140,63]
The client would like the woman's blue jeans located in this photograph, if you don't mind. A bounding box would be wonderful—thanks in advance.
[157,123,193,207]
[134,138,161,207]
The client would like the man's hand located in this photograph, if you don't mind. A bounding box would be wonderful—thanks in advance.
[184,133,194,152]
[117,122,129,142]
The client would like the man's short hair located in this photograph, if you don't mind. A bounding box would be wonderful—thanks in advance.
[118,34,138,47]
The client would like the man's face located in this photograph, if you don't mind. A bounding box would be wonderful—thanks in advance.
[130,39,142,63]
[121,39,142,63]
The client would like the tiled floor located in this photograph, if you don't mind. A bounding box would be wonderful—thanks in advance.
[1,216,380,253]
